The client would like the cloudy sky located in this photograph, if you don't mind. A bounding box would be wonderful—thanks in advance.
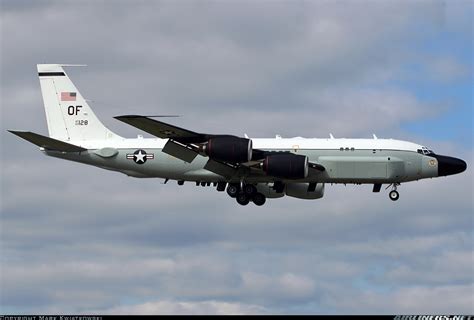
[1,0,473,314]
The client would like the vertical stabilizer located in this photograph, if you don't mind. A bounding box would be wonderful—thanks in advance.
[37,64,121,141]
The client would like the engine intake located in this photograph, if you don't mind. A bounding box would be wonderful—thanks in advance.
[263,154,309,179]
[205,136,252,163]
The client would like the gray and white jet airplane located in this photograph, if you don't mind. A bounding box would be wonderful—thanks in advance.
[9,64,467,206]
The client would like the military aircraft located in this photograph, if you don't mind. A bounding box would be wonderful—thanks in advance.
[9,64,467,206]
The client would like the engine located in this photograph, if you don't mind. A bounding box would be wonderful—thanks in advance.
[262,154,309,179]
[285,183,325,199]
[204,136,252,163]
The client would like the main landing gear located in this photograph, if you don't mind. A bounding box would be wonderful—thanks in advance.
[227,183,266,206]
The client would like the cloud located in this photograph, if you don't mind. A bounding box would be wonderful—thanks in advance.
[383,250,473,285]
[89,300,266,315]
[240,272,315,303]
[0,0,455,138]
[427,56,472,83]
[325,284,474,314]
[1,155,472,313]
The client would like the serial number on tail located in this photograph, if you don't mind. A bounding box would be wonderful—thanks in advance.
[75,120,88,126]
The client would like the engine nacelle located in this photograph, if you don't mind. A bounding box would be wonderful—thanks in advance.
[263,154,309,179]
[205,136,252,163]
[285,183,325,200]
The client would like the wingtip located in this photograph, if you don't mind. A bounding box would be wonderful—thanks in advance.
[7,129,25,135]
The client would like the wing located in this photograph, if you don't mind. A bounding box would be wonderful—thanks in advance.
[114,115,325,178]
[115,115,213,164]
[114,115,209,143]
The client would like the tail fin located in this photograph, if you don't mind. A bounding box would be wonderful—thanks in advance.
[37,64,121,141]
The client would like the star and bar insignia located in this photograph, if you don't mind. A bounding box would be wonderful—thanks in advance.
[126,149,154,164]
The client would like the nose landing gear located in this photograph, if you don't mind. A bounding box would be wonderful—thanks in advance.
[386,183,400,201]
[389,190,399,201]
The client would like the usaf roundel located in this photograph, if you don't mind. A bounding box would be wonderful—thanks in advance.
[126,149,154,164]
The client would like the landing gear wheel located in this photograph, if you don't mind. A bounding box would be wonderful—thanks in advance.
[252,192,266,206]
[389,190,399,201]
[243,184,257,196]
[227,184,239,198]
[216,182,227,192]
[236,193,250,206]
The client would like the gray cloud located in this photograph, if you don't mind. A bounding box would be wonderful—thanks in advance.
[89,300,267,315]
[1,0,473,315]
[1,0,462,137]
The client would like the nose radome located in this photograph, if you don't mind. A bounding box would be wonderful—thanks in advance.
[434,155,467,176]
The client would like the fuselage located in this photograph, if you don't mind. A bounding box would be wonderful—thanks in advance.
[44,136,455,184]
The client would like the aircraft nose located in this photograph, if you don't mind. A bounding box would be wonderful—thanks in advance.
[434,155,467,176]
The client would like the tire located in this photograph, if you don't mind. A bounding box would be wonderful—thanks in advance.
[243,184,257,195]
[227,184,239,198]
[236,193,250,206]
[252,192,266,206]
[389,190,399,201]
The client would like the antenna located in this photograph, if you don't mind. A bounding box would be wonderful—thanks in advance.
[60,64,88,67]
[146,115,181,118]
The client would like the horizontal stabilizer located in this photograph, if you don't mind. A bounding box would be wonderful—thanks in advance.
[8,130,87,152]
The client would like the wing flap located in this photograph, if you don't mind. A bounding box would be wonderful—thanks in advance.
[8,131,87,152]
[203,159,238,178]
[162,140,198,163]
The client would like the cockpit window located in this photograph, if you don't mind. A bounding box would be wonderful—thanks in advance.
[419,146,435,155]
